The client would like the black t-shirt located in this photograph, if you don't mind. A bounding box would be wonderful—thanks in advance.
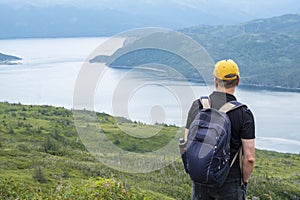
[185,91,255,179]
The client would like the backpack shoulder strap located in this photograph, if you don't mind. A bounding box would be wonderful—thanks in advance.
[230,146,244,185]
[230,146,242,168]
[219,101,245,113]
[199,96,210,109]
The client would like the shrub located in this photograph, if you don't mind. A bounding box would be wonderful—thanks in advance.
[8,127,15,135]
[33,166,47,183]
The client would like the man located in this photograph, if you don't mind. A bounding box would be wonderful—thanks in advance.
[184,59,255,200]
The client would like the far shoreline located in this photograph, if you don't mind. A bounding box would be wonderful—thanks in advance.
[107,65,300,93]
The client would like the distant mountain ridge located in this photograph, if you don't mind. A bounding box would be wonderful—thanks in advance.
[0,0,298,39]
[91,14,300,91]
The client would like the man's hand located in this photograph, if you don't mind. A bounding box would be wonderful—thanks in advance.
[242,182,248,198]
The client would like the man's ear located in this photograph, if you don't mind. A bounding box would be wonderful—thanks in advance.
[214,77,218,88]
[236,76,240,86]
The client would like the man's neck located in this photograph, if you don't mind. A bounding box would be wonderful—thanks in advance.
[216,87,235,95]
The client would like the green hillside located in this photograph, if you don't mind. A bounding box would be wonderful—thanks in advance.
[90,14,300,91]
[181,14,300,90]
[0,102,299,199]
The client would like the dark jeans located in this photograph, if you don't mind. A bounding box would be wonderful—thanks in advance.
[192,178,246,200]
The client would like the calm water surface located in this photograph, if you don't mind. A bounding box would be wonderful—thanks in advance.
[0,38,299,154]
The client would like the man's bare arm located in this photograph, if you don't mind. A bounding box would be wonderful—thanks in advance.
[242,139,255,183]
[184,128,189,142]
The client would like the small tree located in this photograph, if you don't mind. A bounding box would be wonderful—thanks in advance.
[8,127,15,135]
[33,166,47,183]
[43,139,58,153]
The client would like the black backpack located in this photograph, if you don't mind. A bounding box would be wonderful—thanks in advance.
[184,96,244,187]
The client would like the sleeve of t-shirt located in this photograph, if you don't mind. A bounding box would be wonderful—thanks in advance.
[240,108,255,139]
[185,100,202,129]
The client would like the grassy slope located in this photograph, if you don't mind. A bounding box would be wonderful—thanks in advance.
[0,102,299,200]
